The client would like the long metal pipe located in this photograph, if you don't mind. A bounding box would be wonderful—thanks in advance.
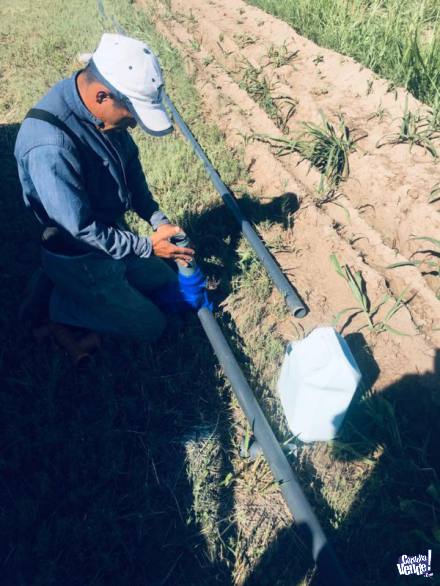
[198,307,350,585]
[164,96,306,319]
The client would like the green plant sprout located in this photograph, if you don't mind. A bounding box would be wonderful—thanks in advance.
[387,236,440,298]
[386,82,398,100]
[428,97,440,132]
[238,60,297,131]
[264,43,299,68]
[330,254,411,335]
[428,182,440,203]
[189,38,201,52]
[313,54,324,65]
[299,114,358,186]
[256,112,360,190]
[233,32,257,48]
[174,10,197,26]
[376,97,439,157]
[367,101,389,123]
[203,55,214,67]
[274,96,298,132]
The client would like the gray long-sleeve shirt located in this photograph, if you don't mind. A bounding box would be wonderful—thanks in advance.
[14,71,169,259]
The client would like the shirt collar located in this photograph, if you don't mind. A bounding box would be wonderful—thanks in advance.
[64,71,104,128]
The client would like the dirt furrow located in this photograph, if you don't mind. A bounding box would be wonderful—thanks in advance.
[183,19,440,347]
[143,0,437,384]
[160,0,440,302]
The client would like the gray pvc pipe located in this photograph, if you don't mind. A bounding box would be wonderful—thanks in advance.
[96,4,347,581]
[164,96,306,319]
[198,306,351,585]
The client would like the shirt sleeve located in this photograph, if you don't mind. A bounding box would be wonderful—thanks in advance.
[125,142,170,230]
[26,144,153,259]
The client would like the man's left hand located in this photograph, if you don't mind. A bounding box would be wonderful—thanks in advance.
[151,224,195,265]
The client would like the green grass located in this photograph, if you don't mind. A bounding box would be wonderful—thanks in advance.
[331,254,411,336]
[296,113,358,189]
[245,0,440,108]
[233,32,258,49]
[263,42,299,68]
[387,236,440,299]
[237,60,298,132]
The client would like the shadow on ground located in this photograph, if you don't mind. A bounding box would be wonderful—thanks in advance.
[241,336,440,586]
[0,119,308,585]
[0,122,238,585]
[0,121,305,586]
[185,189,301,306]
[3,120,437,586]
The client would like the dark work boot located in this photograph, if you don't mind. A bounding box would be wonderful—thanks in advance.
[18,268,53,327]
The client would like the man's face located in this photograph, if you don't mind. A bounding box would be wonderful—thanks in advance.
[98,90,138,131]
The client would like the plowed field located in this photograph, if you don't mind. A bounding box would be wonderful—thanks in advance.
[138,1,440,583]
[143,0,440,386]
[1,0,438,584]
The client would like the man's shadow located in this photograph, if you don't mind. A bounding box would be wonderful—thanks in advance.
[241,339,439,586]
[1,122,243,585]
[0,118,305,585]
[182,190,301,305]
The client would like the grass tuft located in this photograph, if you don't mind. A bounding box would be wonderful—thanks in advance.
[376,97,439,157]
[387,236,440,298]
[331,254,411,335]
[237,60,297,132]
[263,42,299,68]
[256,112,361,192]
[233,32,257,49]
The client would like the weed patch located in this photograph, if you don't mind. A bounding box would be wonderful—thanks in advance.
[331,254,411,336]
[257,112,361,192]
[237,60,297,132]
[388,236,440,298]
[263,42,299,68]
[377,98,439,157]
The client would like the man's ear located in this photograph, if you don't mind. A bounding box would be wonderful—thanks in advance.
[96,90,111,104]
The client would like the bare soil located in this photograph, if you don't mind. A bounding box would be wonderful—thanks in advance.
[139,0,440,583]
[143,0,439,387]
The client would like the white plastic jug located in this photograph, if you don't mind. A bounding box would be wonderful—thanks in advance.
[277,327,361,443]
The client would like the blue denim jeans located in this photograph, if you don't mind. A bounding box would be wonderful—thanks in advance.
[41,247,177,340]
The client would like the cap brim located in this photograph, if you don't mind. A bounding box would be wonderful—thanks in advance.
[129,100,174,137]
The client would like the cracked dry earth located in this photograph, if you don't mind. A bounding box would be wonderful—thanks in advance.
[138,0,439,583]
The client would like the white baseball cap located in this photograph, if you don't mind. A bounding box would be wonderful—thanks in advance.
[90,33,173,136]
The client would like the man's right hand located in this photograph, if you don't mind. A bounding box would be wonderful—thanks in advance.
[150,225,195,265]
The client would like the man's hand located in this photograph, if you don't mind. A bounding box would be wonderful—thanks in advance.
[151,224,195,264]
